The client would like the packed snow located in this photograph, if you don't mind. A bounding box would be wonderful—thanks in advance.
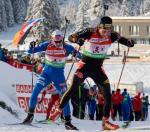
[0,61,150,132]
[0,24,150,132]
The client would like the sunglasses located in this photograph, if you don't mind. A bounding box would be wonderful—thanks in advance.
[98,24,112,29]
[55,40,62,43]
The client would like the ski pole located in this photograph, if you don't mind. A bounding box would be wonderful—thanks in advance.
[116,47,130,90]
[31,45,35,90]
[66,46,81,82]
[62,16,70,44]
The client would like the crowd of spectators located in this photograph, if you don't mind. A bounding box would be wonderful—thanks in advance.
[0,43,44,74]
[71,83,150,122]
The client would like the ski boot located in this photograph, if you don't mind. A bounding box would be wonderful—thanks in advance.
[122,121,131,128]
[102,117,119,130]
[64,116,78,130]
[23,109,34,124]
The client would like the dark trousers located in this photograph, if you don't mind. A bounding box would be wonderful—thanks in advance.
[134,111,141,121]
[113,104,122,120]
[96,104,103,120]
[60,59,111,118]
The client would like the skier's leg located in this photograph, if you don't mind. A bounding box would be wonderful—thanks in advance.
[23,67,52,123]
[91,68,119,130]
[49,69,79,130]
[60,71,86,109]
[29,71,51,110]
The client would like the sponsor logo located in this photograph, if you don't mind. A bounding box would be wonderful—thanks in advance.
[15,84,51,114]
[89,38,109,43]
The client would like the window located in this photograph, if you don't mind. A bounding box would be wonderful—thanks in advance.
[129,25,139,36]
[147,26,150,35]
[113,25,122,34]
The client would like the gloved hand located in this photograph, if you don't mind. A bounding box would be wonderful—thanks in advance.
[129,39,135,47]
[30,41,36,48]
[72,50,77,57]
[77,38,85,46]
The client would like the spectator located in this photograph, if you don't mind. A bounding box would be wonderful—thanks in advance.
[145,96,150,119]
[87,85,97,120]
[112,89,123,121]
[96,89,104,120]
[111,90,115,120]
[141,94,149,121]
[132,92,142,121]
[121,89,133,121]
[0,44,2,60]
[20,55,32,65]
[1,48,8,62]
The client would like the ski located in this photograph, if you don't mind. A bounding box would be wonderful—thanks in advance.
[5,122,41,128]
[129,127,150,130]
[35,119,61,125]
[121,121,131,129]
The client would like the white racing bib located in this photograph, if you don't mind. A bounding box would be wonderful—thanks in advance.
[82,41,111,58]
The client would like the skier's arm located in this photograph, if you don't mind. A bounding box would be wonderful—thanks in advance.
[28,41,49,53]
[65,44,82,59]
[111,32,135,47]
[68,28,94,45]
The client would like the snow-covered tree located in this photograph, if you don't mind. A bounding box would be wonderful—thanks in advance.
[105,0,124,16]
[0,0,7,31]
[122,0,144,16]
[28,0,61,41]
[143,0,150,14]
[60,1,77,25]
[59,1,78,33]
[4,0,15,27]
[75,0,91,31]
[11,0,26,24]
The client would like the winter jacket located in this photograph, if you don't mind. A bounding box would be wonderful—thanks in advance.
[97,94,104,105]
[112,91,123,105]
[122,91,133,110]
[0,48,2,60]
[132,93,142,112]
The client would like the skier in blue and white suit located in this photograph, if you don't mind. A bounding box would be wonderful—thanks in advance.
[23,30,80,130]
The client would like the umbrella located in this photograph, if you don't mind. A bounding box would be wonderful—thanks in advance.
[13,18,44,46]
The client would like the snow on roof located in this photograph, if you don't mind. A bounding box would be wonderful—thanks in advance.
[110,16,150,20]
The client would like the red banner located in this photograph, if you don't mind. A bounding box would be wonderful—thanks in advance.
[15,84,51,114]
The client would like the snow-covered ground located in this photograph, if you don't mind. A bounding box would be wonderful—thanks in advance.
[0,61,150,132]
[0,24,150,132]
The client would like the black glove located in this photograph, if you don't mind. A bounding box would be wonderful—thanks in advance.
[72,50,77,57]
[30,41,36,48]
[129,39,135,47]
[77,38,85,46]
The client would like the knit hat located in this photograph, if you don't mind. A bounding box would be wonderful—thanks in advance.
[99,16,112,28]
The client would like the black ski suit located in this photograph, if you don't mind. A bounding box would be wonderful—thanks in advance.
[59,27,134,118]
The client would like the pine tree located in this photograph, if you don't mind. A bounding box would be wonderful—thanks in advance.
[4,0,15,27]
[28,0,61,41]
[11,0,26,24]
[0,0,7,31]
[75,0,91,31]
[60,1,77,27]
[144,0,150,14]
[122,0,144,16]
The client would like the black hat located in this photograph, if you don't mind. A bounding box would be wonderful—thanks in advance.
[99,16,112,28]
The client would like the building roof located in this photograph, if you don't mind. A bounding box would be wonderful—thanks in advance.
[110,16,150,20]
